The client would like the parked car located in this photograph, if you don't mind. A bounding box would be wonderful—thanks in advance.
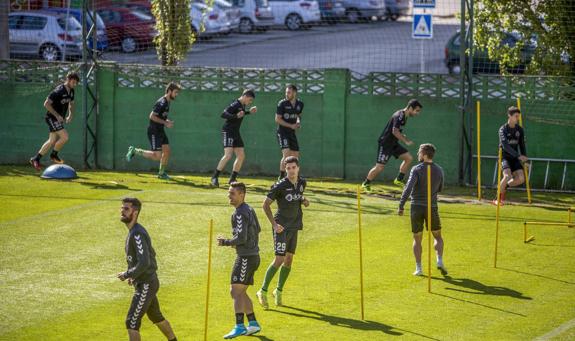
[341,0,385,23]
[445,31,535,74]
[190,3,232,38]
[41,7,109,51]
[383,0,408,21]
[230,0,275,33]
[96,7,156,53]
[214,0,241,33]
[9,11,83,61]
[268,0,321,30]
[316,0,346,24]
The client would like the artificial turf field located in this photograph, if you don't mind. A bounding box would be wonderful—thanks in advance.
[1,165,574,341]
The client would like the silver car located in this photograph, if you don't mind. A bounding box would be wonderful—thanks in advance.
[191,2,232,38]
[230,0,275,33]
[342,0,385,23]
[9,11,83,61]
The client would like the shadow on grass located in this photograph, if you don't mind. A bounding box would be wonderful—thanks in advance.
[437,275,532,300]
[269,305,440,340]
[497,267,575,285]
[249,335,274,341]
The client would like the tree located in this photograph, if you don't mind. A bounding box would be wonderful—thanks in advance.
[151,0,195,66]
[474,0,574,76]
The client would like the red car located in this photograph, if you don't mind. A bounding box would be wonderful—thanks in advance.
[96,7,156,53]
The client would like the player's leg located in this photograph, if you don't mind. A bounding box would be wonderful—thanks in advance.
[31,132,58,170]
[212,147,234,186]
[508,168,525,187]
[146,295,177,341]
[229,147,245,183]
[496,165,513,204]
[394,150,413,187]
[411,206,425,275]
[126,281,159,340]
[127,130,164,162]
[157,143,171,179]
[412,232,423,275]
[430,208,447,275]
[274,231,297,305]
[224,284,249,339]
[244,255,261,336]
[257,231,286,309]
[50,128,69,163]
[362,144,389,191]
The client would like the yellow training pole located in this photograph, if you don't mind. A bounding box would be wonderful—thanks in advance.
[477,100,482,201]
[569,208,573,224]
[516,97,532,204]
[357,186,365,320]
[204,219,214,341]
[494,148,502,268]
[427,165,432,293]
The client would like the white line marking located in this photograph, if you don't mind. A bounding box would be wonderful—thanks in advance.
[534,318,575,341]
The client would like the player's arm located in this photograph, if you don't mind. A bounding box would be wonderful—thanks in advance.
[66,101,74,123]
[275,114,297,129]
[44,98,64,122]
[263,196,284,233]
[149,110,173,128]
[392,127,412,145]
[438,168,444,193]
[519,129,528,161]
[398,168,418,214]
[219,213,248,246]
[499,126,519,158]
[123,233,151,280]
[221,103,243,119]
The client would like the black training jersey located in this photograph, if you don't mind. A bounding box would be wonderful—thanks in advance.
[276,98,304,133]
[378,110,407,146]
[124,223,158,283]
[221,203,261,256]
[221,99,249,133]
[46,84,74,118]
[399,162,444,210]
[149,96,170,132]
[499,123,526,159]
[267,177,307,230]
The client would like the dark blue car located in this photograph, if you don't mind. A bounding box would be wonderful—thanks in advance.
[42,7,109,51]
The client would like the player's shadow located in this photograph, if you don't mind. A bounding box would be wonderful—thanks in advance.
[311,196,392,215]
[269,306,442,339]
[435,275,532,300]
[76,179,139,191]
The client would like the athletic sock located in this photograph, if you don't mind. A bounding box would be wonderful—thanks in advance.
[246,313,256,322]
[277,265,291,292]
[134,148,145,156]
[235,313,244,325]
[261,264,279,292]
[159,164,166,175]
[416,262,422,271]
[363,179,371,185]
[396,172,405,181]
[437,256,443,265]
[213,169,221,178]
[230,171,239,182]
[34,153,43,161]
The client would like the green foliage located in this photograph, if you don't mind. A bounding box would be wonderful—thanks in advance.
[151,0,195,66]
[474,0,574,76]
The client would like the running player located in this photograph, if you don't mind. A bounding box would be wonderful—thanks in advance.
[217,182,262,339]
[276,84,304,179]
[361,99,423,192]
[493,106,528,205]
[125,82,181,180]
[398,144,447,276]
[29,72,79,170]
[256,156,309,309]
[211,89,257,187]
[117,197,177,341]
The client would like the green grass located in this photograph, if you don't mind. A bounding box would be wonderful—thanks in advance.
[1,165,574,341]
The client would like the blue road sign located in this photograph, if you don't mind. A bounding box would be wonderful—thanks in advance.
[412,14,433,39]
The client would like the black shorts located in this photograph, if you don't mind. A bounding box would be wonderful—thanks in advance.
[125,276,165,331]
[410,205,441,234]
[502,157,523,173]
[45,115,64,132]
[376,142,408,165]
[273,229,299,256]
[231,255,260,285]
[148,129,169,151]
[277,130,299,151]
[222,130,244,148]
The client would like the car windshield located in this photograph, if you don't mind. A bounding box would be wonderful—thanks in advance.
[217,0,233,8]
[256,0,268,6]
[57,16,82,31]
[131,10,153,21]
[92,12,106,29]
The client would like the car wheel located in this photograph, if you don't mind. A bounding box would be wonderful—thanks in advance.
[390,13,399,21]
[239,18,254,33]
[448,63,461,74]
[286,13,303,30]
[40,44,61,62]
[191,25,199,40]
[121,37,137,53]
[346,8,360,23]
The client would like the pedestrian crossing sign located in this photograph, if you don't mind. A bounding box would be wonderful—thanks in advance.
[412,14,433,39]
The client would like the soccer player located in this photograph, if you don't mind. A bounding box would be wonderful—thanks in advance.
[125,82,181,180]
[256,156,309,309]
[211,89,258,187]
[493,106,528,205]
[276,84,304,179]
[398,144,447,276]
[117,198,177,341]
[361,99,423,192]
[29,72,79,170]
[217,182,262,339]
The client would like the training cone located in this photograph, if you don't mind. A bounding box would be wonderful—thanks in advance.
[41,164,77,179]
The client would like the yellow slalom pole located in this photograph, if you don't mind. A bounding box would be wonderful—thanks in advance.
[427,165,432,293]
[568,208,573,224]
[494,148,502,268]
[357,186,365,320]
[477,100,482,201]
[516,97,532,204]
[203,219,214,341]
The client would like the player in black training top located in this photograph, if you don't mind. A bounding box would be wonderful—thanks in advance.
[29,72,79,170]
[211,89,257,187]
[493,106,529,205]
[125,82,181,180]
[361,99,422,192]
[217,182,263,339]
[117,197,177,341]
[275,84,304,180]
[257,156,309,309]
